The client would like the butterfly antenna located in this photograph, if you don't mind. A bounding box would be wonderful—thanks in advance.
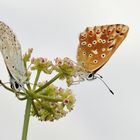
[95,73,103,78]
[0,82,10,86]
[94,76,114,95]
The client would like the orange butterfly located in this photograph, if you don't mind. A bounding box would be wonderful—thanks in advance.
[76,24,129,94]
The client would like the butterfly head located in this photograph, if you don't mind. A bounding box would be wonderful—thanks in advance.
[10,71,29,91]
[76,65,96,81]
[86,72,95,80]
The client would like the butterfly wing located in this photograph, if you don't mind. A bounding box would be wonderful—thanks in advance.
[77,24,129,72]
[0,21,26,86]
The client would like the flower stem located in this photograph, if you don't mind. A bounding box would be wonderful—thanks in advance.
[33,70,41,91]
[21,97,32,140]
[34,72,63,93]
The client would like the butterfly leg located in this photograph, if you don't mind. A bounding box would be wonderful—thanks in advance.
[71,77,85,85]
[15,93,27,100]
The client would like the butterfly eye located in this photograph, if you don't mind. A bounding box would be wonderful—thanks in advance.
[98,39,102,43]
[101,53,106,58]
[102,39,106,44]
[101,26,108,33]
[81,41,87,45]
[87,43,92,47]
[96,30,100,34]
[117,27,121,31]
[83,52,86,55]
[89,53,93,57]
[88,30,94,36]
[122,28,126,33]
[109,34,116,39]
[86,27,94,36]
[81,61,85,65]
[116,25,122,33]
[95,27,101,34]
[93,59,98,64]
[108,30,112,34]
[86,73,94,80]
[107,26,115,34]
[92,40,97,45]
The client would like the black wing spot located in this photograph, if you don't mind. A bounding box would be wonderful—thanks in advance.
[15,82,19,89]
[13,35,16,41]
[10,84,14,89]
[10,81,19,90]
[109,45,114,49]
[6,56,8,59]
[120,33,124,36]
[108,39,114,42]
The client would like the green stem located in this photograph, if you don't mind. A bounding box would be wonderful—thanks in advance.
[26,83,31,91]
[21,97,32,140]
[34,72,63,93]
[32,100,39,116]
[24,61,27,70]
[33,70,41,91]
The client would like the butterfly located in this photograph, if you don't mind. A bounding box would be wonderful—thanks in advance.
[76,24,129,93]
[0,21,27,91]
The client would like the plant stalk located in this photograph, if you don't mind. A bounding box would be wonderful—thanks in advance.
[34,72,63,93]
[33,70,41,91]
[21,97,32,140]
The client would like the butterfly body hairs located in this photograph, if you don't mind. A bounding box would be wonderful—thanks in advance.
[0,21,27,91]
[76,24,129,93]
